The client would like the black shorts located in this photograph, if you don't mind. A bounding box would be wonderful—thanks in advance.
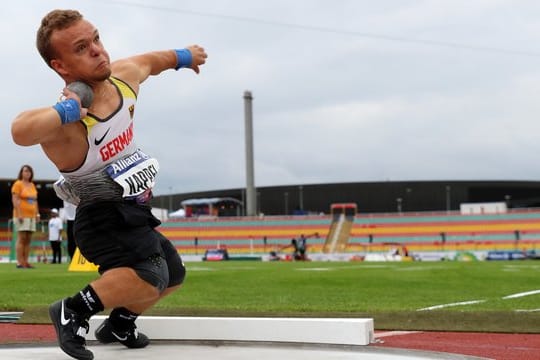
[132,235,186,291]
[74,201,185,287]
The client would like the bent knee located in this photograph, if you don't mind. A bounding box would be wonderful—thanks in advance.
[133,254,170,293]
[169,261,186,287]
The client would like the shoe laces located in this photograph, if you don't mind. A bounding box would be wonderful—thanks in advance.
[72,315,90,340]
[123,323,139,339]
[76,325,88,338]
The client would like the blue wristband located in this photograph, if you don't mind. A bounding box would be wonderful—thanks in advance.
[53,99,81,125]
[175,48,192,70]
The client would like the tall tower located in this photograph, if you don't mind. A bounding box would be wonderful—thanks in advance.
[244,91,256,216]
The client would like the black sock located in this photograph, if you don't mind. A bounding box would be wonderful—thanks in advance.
[65,285,104,318]
[109,307,139,332]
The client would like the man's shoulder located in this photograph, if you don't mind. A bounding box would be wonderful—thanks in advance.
[111,59,140,94]
[111,59,138,81]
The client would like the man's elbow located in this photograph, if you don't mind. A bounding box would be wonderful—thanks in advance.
[11,117,34,146]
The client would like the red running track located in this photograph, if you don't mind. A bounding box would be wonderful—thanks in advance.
[374,330,540,360]
[0,324,539,359]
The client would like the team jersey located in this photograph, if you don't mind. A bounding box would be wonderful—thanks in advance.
[56,77,159,206]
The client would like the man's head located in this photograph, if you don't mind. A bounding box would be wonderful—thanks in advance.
[36,9,83,68]
[36,9,111,82]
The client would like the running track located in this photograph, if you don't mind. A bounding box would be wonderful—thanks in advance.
[0,324,539,359]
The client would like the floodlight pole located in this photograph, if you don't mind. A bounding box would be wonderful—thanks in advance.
[244,90,257,216]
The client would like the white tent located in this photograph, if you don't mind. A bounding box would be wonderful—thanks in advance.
[168,208,186,218]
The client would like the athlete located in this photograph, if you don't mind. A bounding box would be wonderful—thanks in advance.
[11,9,207,360]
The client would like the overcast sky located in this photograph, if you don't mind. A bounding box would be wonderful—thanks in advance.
[4,0,540,196]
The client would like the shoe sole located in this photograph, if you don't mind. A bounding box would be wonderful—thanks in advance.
[94,321,115,344]
[95,319,149,348]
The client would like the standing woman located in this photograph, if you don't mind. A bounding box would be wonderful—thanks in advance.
[11,164,40,268]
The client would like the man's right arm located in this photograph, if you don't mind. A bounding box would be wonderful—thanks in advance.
[12,87,87,146]
[11,107,66,146]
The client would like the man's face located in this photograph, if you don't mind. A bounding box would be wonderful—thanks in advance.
[50,19,111,83]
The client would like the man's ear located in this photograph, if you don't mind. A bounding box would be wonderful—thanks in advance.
[50,59,69,77]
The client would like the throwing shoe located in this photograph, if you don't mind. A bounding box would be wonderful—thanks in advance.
[94,318,149,348]
[49,299,93,360]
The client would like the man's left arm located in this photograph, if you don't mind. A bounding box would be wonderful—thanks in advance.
[112,45,207,86]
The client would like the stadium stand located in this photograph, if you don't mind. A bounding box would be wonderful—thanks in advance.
[1,209,539,262]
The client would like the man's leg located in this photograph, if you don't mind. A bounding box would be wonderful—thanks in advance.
[90,267,161,307]
[94,285,181,348]
[94,252,172,348]
[126,285,180,313]
[95,237,185,348]
[49,267,162,359]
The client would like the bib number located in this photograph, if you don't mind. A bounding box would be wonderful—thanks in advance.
[106,150,159,202]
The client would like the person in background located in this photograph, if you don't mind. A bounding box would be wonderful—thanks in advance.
[48,208,63,264]
[298,234,307,260]
[289,238,300,260]
[11,164,40,269]
[63,200,77,260]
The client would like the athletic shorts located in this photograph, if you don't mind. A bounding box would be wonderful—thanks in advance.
[74,201,184,287]
[14,218,36,232]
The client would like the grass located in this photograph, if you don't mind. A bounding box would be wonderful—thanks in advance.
[1,261,539,333]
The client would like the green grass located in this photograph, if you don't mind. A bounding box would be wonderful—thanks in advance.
[1,261,539,332]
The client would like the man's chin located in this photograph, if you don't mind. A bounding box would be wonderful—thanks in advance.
[96,69,112,81]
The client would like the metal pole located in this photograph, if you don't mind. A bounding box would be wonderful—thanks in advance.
[244,91,257,216]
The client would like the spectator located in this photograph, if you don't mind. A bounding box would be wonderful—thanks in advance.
[11,164,39,269]
[298,234,307,260]
[48,208,63,264]
[291,238,300,260]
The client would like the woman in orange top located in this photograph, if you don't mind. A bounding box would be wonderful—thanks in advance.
[11,164,40,268]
